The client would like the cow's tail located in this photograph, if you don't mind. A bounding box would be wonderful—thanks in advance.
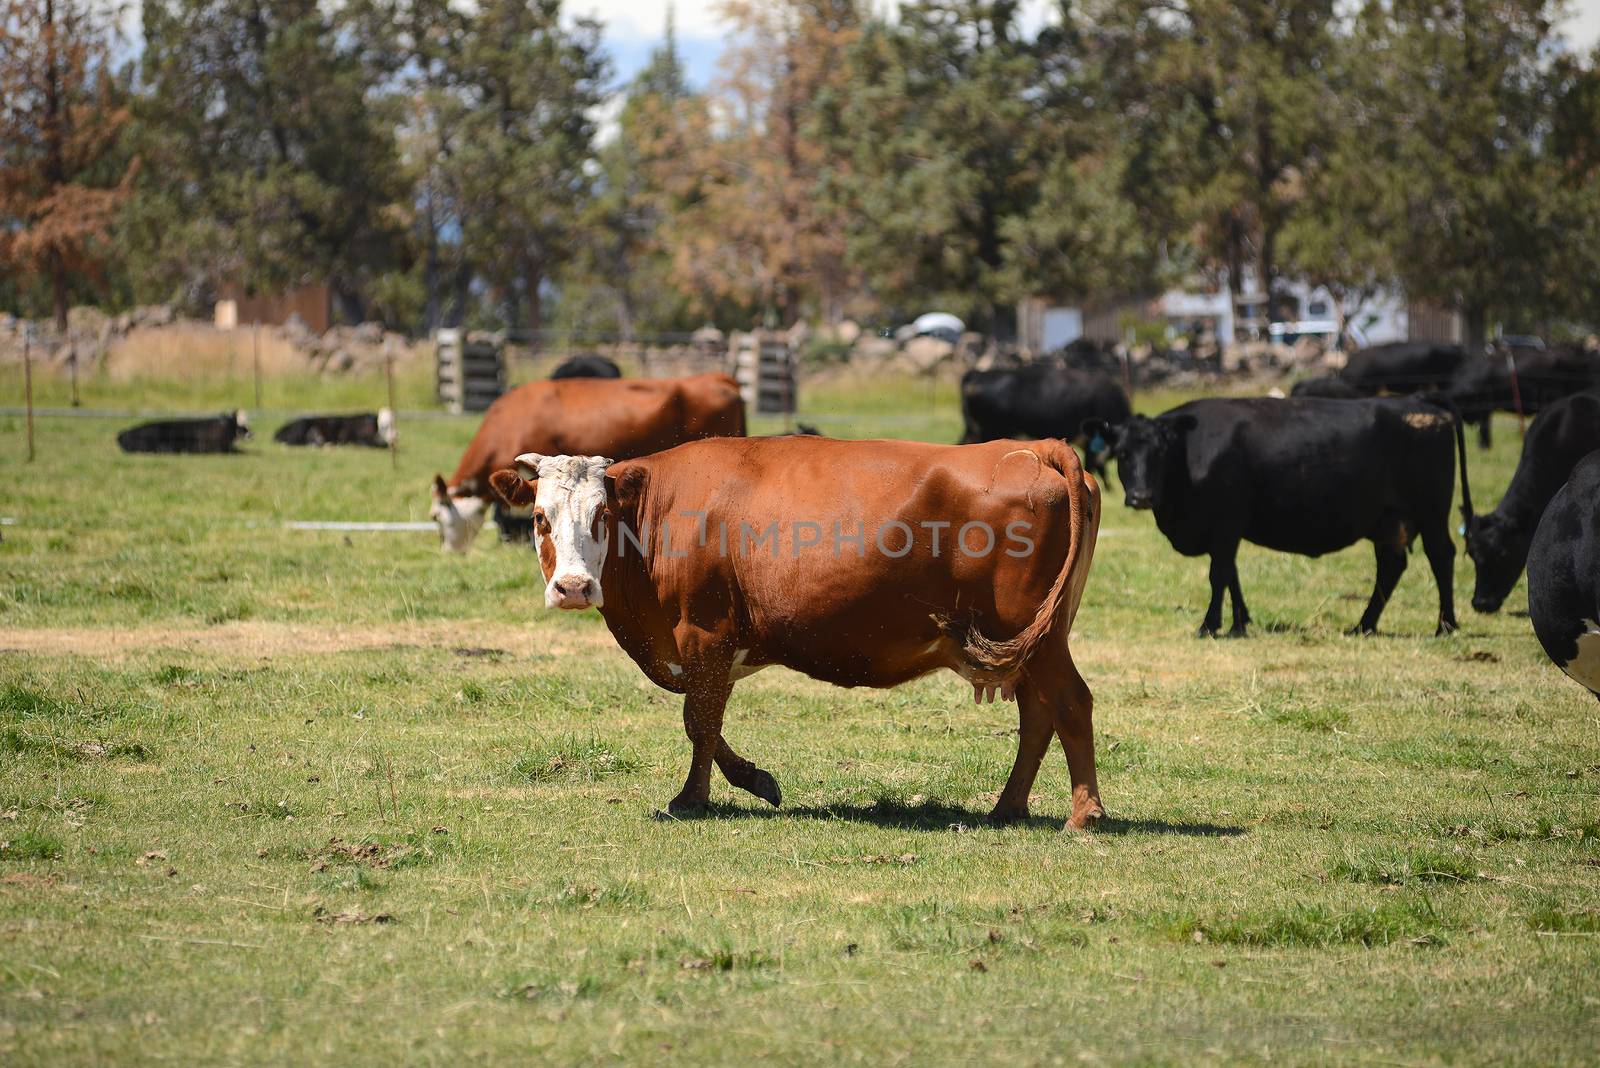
[936,441,1101,684]
[1422,391,1474,522]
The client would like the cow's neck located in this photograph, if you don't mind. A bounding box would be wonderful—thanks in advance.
[595,508,683,690]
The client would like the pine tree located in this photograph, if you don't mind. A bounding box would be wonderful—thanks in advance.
[0,0,133,330]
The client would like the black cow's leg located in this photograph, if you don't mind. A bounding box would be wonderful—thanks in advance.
[1198,544,1239,637]
[714,738,781,807]
[1353,539,1408,635]
[1227,566,1251,637]
[1421,521,1459,635]
[667,667,734,816]
[1476,416,1492,450]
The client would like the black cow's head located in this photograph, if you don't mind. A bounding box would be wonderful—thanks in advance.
[1085,413,1195,510]
[1464,513,1532,613]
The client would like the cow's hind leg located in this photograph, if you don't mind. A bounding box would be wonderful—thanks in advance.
[714,738,781,807]
[990,686,1055,823]
[1199,541,1242,637]
[1421,520,1458,635]
[1353,531,1408,635]
[1055,657,1102,830]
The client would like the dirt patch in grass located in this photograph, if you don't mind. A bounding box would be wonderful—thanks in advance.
[0,621,616,659]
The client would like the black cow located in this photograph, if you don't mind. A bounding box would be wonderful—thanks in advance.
[117,411,251,454]
[1466,390,1600,613]
[1290,375,1366,399]
[1448,345,1600,448]
[959,364,1132,482]
[1526,449,1600,701]
[1339,342,1467,395]
[274,409,394,448]
[549,354,622,380]
[1089,396,1471,637]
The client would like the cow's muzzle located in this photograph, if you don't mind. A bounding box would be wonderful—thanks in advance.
[1471,594,1504,614]
[548,575,598,610]
[1125,491,1154,510]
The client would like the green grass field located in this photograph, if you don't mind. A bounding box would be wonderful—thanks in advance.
[2,372,1597,1065]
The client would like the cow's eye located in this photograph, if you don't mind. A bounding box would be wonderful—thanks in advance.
[533,511,550,534]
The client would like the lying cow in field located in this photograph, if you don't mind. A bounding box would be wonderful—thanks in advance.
[1448,345,1600,448]
[431,373,745,552]
[1089,396,1471,637]
[549,354,622,380]
[488,436,1106,828]
[959,364,1131,482]
[1526,449,1600,701]
[117,411,250,454]
[274,409,395,448]
[1466,390,1600,613]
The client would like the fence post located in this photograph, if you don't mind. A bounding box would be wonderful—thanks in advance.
[69,340,81,408]
[385,338,399,471]
[252,324,263,411]
[23,325,36,463]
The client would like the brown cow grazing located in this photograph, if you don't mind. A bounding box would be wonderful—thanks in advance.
[489,436,1106,829]
[430,373,745,552]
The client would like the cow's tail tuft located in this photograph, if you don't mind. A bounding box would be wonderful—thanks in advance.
[935,441,1101,684]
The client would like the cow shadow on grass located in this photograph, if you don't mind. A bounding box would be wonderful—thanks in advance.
[667,798,1245,838]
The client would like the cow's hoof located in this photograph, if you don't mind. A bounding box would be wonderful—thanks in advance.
[1196,624,1221,639]
[746,769,782,808]
[1347,624,1378,637]
[988,804,1029,825]
[663,796,708,819]
[1226,625,1250,639]
[1064,805,1104,832]
[1436,618,1459,637]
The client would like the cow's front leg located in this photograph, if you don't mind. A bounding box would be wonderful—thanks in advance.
[715,738,781,807]
[667,670,733,816]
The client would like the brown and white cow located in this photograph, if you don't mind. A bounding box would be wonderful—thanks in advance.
[430,373,745,552]
[489,435,1106,829]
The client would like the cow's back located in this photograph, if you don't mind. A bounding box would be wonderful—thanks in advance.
[1527,451,1600,695]
[451,374,746,489]
[616,436,1092,687]
[1160,397,1454,557]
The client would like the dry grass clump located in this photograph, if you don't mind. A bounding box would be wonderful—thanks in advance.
[103,323,307,382]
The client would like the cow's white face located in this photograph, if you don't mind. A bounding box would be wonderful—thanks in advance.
[430,479,487,553]
[378,407,396,446]
[515,453,613,610]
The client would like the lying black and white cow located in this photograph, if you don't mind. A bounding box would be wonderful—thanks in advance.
[1089,396,1471,637]
[1526,449,1600,701]
[274,409,395,448]
[1466,390,1600,613]
[959,364,1131,482]
[117,411,250,454]
[549,354,622,380]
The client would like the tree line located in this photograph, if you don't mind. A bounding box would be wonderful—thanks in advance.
[2,0,1598,348]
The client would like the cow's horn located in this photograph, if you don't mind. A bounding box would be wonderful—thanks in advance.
[513,452,546,479]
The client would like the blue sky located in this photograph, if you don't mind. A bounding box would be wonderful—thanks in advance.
[585,0,1600,91]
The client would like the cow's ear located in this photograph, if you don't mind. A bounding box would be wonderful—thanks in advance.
[489,468,538,508]
[605,463,647,513]
[432,475,451,503]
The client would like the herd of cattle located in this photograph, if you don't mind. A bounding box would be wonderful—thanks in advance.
[106,342,1599,825]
